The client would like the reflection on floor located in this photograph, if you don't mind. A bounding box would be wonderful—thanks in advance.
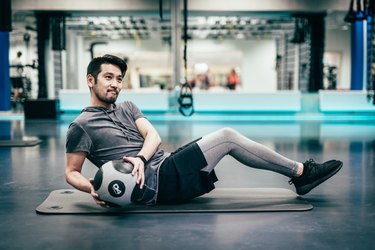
[0,116,374,249]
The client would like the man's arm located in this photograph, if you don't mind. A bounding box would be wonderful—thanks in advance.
[65,151,105,205]
[135,117,162,161]
[65,151,90,192]
[123,117,162,188]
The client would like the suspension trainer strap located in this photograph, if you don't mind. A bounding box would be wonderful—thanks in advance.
[178,0,195,116]
[159,0,163,20]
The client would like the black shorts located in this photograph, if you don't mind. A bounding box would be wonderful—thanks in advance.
[157,139,218,204]
[11,77,23,88]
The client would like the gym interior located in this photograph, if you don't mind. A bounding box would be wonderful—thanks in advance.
[0,0,374,249]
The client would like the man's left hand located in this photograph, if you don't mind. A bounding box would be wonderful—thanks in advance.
[123,156,145,189]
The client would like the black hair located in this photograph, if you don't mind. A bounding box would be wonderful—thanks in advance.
[86,54,128,80]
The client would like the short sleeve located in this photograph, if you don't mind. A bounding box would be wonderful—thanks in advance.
[126,101,145,121]
[66,123,93,154]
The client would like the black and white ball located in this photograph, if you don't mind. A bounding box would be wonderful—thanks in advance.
[92,160,137,208]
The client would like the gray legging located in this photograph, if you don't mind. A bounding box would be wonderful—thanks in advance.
[196,127,299,177]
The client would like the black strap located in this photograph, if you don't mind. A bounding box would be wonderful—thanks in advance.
[183,0,188,76]
[178,83,194,116]
[136,155,148,164]
[178,0,194,116]
[159,0,163,20]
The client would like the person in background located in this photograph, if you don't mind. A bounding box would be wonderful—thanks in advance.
[227,68,240,90]
[10,51,24,107]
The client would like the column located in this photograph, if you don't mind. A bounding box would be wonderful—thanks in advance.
[350,19,365,90]
[0,32,10,111]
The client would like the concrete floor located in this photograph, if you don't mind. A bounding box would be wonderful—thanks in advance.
[0,116,374,250]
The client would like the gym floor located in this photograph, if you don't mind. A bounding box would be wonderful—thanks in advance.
[0,115,374,250]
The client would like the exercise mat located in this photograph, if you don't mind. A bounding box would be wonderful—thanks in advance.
[36,188,312,214]
[0,137,42,147]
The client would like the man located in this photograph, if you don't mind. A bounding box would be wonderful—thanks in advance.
[65,54,342,207]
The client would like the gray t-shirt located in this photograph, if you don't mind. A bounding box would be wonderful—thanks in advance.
[66,101,169,205]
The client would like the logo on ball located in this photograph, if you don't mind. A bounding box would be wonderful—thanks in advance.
[108,180,125,197]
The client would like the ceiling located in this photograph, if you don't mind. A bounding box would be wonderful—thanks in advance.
[65,15,298,41]
[10,11,348,45]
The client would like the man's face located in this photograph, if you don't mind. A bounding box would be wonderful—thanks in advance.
[88,64,123,105]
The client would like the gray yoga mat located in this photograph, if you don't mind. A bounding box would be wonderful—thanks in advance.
[0,137,42,147]
[36,188,312,214]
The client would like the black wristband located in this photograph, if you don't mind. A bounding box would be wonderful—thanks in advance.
[136,155,148,164]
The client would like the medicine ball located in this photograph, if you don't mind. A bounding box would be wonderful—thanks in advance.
[93,160,137,208]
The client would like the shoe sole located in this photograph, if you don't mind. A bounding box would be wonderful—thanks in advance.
[296,161,343,195]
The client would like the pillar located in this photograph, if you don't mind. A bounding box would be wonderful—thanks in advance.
[350,20,365,90]
[0,32,10,111]
[308,13,326,92]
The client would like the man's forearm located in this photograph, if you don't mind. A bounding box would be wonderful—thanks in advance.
[65,170,92,193]
[138,130,161,161]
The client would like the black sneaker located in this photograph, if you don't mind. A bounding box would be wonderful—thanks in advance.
[289,159,343,195]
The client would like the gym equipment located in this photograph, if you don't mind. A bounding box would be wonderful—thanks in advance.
[178,84,194,116]
[0,137,42,147]
[36,188,313,214]
[51,14,66,51]
[24,99,59,119]
[0,0,11,31]
[92,160,137,208]
[178,0,195,117]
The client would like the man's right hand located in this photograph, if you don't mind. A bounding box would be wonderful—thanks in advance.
[89,178,109,208]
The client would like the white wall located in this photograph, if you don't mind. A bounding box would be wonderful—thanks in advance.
[65,25,350,93]
[187,39,277,91]
[93,38,170,70]
[325,28,351,90]
[241,40,277,92]
[66,30,85,90]
[66,37,278,92]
